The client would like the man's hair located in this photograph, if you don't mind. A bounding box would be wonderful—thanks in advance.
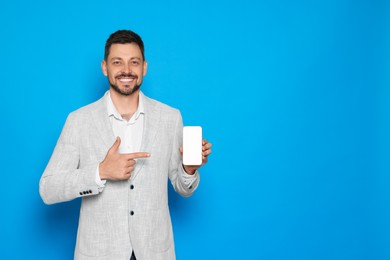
[104,30,145,61]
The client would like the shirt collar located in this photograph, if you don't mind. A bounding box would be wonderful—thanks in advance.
[105,91,145,122]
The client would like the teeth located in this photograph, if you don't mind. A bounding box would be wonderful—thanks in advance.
[119,78,134,82]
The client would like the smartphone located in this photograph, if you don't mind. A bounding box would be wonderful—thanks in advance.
[183,126,202,165]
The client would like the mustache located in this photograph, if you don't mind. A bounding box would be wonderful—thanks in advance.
[116,73,138,78]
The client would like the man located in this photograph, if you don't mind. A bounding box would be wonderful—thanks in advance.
[39,29,212,260]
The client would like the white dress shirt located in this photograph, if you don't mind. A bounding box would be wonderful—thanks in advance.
[95,91,145,187]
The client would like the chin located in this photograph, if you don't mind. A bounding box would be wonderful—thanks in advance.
[111,83,141,96]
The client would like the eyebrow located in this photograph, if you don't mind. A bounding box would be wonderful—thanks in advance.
[110,57,142,61]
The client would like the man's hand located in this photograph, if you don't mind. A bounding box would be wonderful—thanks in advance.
[180,139,212,175]
[99,137,150,181]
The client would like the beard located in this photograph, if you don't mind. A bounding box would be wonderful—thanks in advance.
[109,73,142,96]
[110,81,142,96]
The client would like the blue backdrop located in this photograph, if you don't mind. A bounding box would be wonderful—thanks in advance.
[1,0,389,259]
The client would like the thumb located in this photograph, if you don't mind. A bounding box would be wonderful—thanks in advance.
[109,137,121,154]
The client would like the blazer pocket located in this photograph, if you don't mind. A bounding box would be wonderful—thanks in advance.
[149,209,174,252]
[77,215,110,257]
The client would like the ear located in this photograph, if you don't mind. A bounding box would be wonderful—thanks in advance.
[143,60,148,76]
[101,60,108,76]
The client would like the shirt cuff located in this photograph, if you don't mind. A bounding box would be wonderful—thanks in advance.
[95,165,106,192]
[180,164,199,189]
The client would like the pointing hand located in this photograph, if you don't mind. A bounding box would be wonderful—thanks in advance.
[99,137,150,181]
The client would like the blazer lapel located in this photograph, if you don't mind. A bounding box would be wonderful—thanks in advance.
[131,96,160,180]
[91,96,116,149]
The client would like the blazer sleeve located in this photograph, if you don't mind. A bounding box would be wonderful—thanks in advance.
[168,111,200,197]
[39,112,100,205]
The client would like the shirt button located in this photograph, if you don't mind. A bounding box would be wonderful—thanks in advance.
[130,211,134,216]
[130,185,134,190]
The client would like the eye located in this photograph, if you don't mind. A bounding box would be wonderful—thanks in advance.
[131,60,140,65]
[112,60,122,65]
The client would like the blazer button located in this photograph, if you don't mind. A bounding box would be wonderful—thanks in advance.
[83,191,87,194]
[130,211,134,216]
[130,185,134,190]
[79,192,83,195]
[89,190,92,194]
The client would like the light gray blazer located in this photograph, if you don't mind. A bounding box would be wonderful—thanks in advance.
[40,92,200,260]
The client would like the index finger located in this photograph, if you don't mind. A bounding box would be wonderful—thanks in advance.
[122,152,151,160]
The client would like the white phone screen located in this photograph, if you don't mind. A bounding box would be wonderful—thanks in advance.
[183,126,202,165]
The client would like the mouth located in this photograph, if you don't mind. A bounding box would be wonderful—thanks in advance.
[116,74,137,84]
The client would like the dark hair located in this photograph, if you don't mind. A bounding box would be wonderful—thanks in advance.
[104,30,145,61]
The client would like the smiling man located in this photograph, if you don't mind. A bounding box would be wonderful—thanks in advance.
[39,30,212,260]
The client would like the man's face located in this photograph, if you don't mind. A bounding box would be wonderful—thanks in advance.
[102,43,147,96]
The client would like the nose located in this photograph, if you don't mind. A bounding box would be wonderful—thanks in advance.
[123,64,132,74]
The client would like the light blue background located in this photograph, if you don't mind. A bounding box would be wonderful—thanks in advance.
[1,0,389,259]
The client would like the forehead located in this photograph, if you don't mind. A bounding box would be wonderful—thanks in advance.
[108,43,143,60]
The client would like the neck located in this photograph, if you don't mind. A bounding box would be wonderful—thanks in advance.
[109,88,140,115]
